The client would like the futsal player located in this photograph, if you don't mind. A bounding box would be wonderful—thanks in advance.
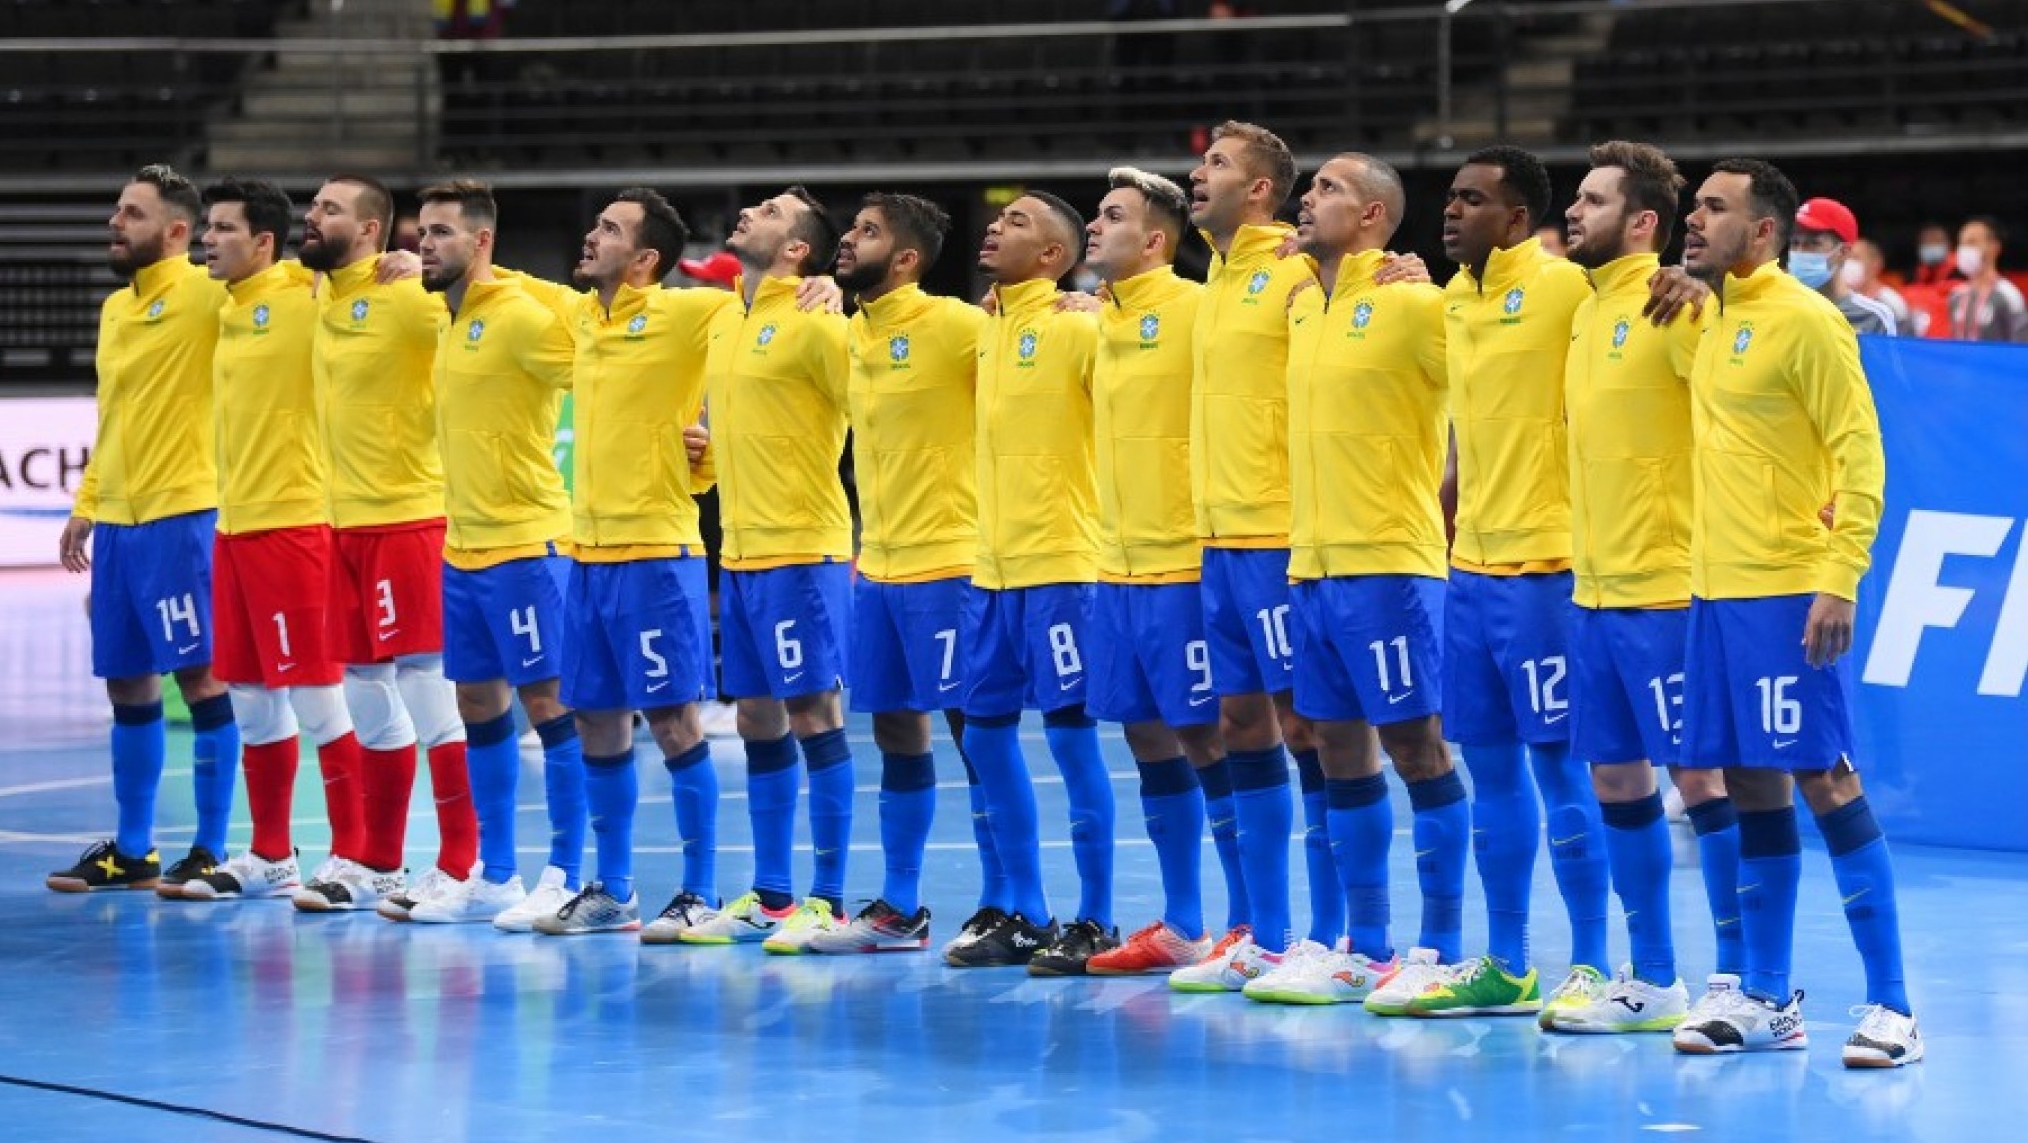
[1165,121,1334,990]
[49,165,243,896]
[943,192,1117,971]
[1670,159,1920,1067]
[1073,168,1225,976]
[296,173,478,916]
[677,188,859,952]
[808,193,989,954]
[404,180,587,928]
[1406,146,1608,1017]
[180,178,368,903]
[1245,153,1470,1009]
[1540,141,1743,1033]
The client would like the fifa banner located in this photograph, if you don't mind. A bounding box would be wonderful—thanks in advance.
[0,397,94,568]
[1853,338,2028,852]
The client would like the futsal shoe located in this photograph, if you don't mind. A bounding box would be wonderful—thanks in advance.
[46,840,160,893]
[1248,943,1395,1005]
[156,846,222,898]
[181,849,301,900]
[1541,965,1689,1033]
[641,891,715,944]
[1028,918,1122,977]
[294,858,405,913]
[940,905,1010,959]
[1363,947,1452,1016]
[1537,965,1610,1030]
[377,865,464,922]
[678,890,797,945]
[1168,930,1277,993]
[1842,1005,1924,1068]
[763,898,846,954]
[493,865,574,932]
[409,871,526,924]
[943,911,1058,968]
[1673,987,1809,1054]
[534,882,641,935]
[1087,920,1213,976]
[1405,955,1542,1017]
[808,899,932,953]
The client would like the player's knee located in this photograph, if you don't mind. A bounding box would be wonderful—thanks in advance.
[1122,721,1179,762]
[1724,767,1793,811]
[785,690,843,737]
[288,684,354,746]
[1591,760,1657,803]
[872,710,932,755]
[344,664,416,751]
[1218,693,1276,748]
[230,683,299,746]
[1668,765,1728,807]
[1277,705,1316,754]
[644,703,703,756]
[395,655,464,748]
[518,682,568,726]
[1795,762,1864,816]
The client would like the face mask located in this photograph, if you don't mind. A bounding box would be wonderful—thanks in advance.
[1956,244,1985,276]
[1840,260,1867,289]
[1789,251,1833,289]
[1919,242,1949,266]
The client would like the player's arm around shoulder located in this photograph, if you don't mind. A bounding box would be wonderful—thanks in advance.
[803,308,852,410]
[1399,281,1450,386]
[517,302,577,390]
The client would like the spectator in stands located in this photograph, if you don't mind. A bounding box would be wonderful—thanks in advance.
[1844,239,1912,333]
[1946,216,2028,342]
[1791,198,1895,336]
[1910,222,1961,288]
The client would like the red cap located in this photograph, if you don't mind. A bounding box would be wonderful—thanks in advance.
[1794,197,1858,244]
[678,250,741,287]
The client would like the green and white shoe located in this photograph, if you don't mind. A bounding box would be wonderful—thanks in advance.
[1405,954,1541,1017]
[761,897,845,955]
[1544,965,1689,1033]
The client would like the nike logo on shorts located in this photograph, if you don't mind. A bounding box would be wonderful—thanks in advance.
[276,662,296,673]
[522,656,543,668]
[784,671,804,684]
[378,629,401,641]
[1188,694,1215,706]
[176,644,200,655]
[1388,690,1413,704]
[938,681,961,693]
[1772,738,1798,750]
[1544,712,1568,724]
[646,681,670,693]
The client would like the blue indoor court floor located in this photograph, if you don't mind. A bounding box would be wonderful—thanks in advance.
[1,567,2023,1142]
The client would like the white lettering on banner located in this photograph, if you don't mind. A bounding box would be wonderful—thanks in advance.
[1862,510,2028,697]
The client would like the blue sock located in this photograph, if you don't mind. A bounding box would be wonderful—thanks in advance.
[187,693,238,857]
[664,741,718,900]
[1686,796,1745,975]
[110,702,166,857]
[1044,708,1114,928]
[1227,745,1293,952]
[1530,741,1609,971]
[535,715,587,889]
[1464,741,1538,970]
[961,753,1009,911]
[744,733,801,908]
[464,712,520,883]
[1817,797,1909,1015]
[1737,806,1802,1000]
[800,728,854,909]
[1198,758,1249,932]
[1601,792,1676,985]
[1295,749,1344,946]
[1326,774,1394,959]
[963,715,1048,922]
[879,751,937,915]
[1137,756,1205,941]
[582,749,638,902]
[1406,771,1469,963]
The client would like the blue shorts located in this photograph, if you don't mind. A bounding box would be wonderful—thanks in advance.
[442,553,569,686]
[962,583,1092,718]
[1087,581,1218,728]
[1568,605,1688,767]
[850,576,969,714]
[561,555,712,711]
[1681,595,1855,771]
[1200,546,1295,697]
[720,562,851,700]
[89,510,219,680]
[1290,575,1445,727]
[1442,569,1575,746]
